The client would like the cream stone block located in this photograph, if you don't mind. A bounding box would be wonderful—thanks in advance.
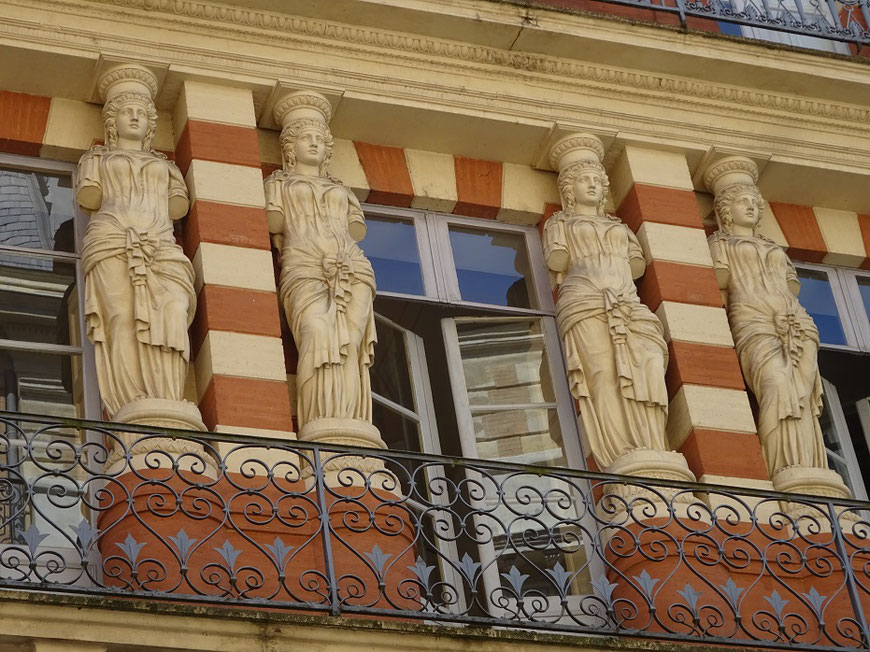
[405,148,457,213]
[215,424,296,440]
[332,138,370,203]
[174,80,256,134]
[194,331,287,399]
[667,385,756,449]
[31,643,108,652]
[655,301,734,346]
[610,145,694,208]
[41,98,102,158]
[814,206,866,267]
[636,222,713,266]
[497,163,559,224]
[185,160,265,208]
[192,243,277,294]
[756,203,789,247]
[257,128,282,166]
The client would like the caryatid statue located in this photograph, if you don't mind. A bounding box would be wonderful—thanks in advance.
[265,91,384,452]
[75,64,205,434]
[544,134,693,488]
[704,157,850,501]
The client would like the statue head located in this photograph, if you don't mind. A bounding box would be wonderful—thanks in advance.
[279,118,334,175]
[714,183,765,235]
[103,92,158,151]
[558,160,610,214]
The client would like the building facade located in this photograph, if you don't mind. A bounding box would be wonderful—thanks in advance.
[1,0,870,650]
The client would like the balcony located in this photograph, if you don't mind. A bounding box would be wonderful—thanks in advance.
[1,411,869,650]
[528,0,870,50]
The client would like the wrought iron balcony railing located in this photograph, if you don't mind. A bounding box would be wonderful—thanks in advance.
[544,0,870,47]
[1,411,870,650]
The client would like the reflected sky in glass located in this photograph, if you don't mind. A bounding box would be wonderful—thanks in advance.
[448,227,533,309]
[797,269,847,345]
[358,216,424,296]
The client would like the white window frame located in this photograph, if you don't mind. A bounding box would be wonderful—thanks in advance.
[0,152,100,418]
[794,262,866,352]
[362,204,599,618]
[0,152,101,586]
[821,379,868,501]
[362,205,555,316]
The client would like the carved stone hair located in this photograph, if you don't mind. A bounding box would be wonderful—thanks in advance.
[714,183,764,234]
[280,118,334,175]
[558,160,610,214]
[102,92,158,151]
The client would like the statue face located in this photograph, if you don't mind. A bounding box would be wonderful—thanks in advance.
[294,127,327,168]
[115,100,150,143]
[572,170,604,208]
[730,191,761,230]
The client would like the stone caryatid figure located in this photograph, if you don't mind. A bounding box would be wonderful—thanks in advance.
[704,157,849,501]
[544,134,693,490]
[75,64,204,435]
[265,91,383,453]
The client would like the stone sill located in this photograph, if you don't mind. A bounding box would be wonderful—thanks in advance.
[0,588,752,652]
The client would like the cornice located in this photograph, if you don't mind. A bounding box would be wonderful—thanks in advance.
[68,0,870,127]
[3,0,870,168]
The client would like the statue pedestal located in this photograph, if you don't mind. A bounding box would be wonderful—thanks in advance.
[298,418,396,492]
[107,398,215,476]
[598,448,697,522]
[772,465,856,530]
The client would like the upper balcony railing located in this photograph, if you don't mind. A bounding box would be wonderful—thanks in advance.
[533,0,870,48]
[2,411,870,650]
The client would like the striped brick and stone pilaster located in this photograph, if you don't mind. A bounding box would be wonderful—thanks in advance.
[174,81,293,440]
[611,145,771,492]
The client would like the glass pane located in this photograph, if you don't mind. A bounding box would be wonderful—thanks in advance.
[0,250,79,346]
[797,268,847,346]
[371,319,415,411]
[456,319,555,406]
[358,216,424,295]
[471,408,564,467]
[495,527,591,597]
[0,349,83,418]
[857,275,870,325]
[448,226,534,308]
[0,168,75,253]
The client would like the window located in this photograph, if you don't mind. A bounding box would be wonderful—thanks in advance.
[0,153,95,552]
[360,205,593,617]
[795,263,870,499]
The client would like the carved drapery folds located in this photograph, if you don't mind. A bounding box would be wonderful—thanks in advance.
[75,64,205,464]
[703,156,850,503]
[265,90,384,461]
[545,133,694,512]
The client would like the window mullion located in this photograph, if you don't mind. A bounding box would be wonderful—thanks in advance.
[428,215,461,303]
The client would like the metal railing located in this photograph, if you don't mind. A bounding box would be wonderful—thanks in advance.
[534,0,870,47]
[1,411,870,650]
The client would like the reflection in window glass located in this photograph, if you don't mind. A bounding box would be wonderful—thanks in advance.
[857,276,870,326]
[0,168,75,253]
[0,250,78,346]
[797,268,847,345]
[358,216,424,295]
[457,320,554,407]
[456,319,561,467]
[371,318,415,411]
[448,227,534,308]
[0,349,83,418]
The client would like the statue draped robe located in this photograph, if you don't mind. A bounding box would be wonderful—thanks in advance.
[77,147,195,417]
[265,171,376,427]
[709,232,825,476]
[544,211,669,470]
